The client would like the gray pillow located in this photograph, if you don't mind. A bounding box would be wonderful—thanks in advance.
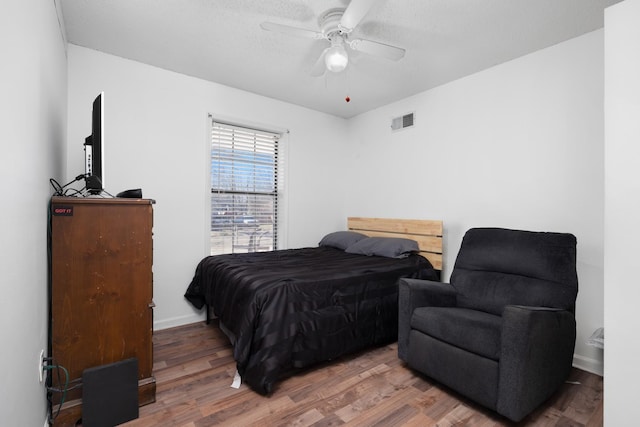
[345,237,419,258]
[319,231,368,250]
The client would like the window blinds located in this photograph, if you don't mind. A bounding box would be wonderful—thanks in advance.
[210,120,279,255]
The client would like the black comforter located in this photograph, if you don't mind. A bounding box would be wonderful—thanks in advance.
[185,246,436,394]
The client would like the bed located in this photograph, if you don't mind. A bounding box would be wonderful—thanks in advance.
[184,217,443,394]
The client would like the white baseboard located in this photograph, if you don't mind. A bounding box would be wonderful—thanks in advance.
[153,313,205,331]
[573,354,603,377]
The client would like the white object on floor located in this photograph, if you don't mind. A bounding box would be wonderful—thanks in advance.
[231,369,242,389]
[587,327,604,349]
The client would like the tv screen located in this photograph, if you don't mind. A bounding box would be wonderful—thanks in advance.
[84,92,104,194]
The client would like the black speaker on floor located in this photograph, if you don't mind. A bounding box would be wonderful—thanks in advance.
[82,358,139,427]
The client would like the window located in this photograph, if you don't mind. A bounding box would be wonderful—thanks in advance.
[210,120,280,255]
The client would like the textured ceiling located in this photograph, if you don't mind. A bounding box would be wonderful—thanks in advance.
[59,0,620,119]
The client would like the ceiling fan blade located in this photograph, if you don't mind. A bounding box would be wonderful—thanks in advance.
[260,22,325,40]
[340,0,380,31]
[349,38,405,61]
[310,48,329,77]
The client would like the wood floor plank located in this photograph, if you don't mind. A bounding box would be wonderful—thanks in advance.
[120,321,603,427]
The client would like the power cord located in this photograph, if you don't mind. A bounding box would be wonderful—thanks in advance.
[79,187,115,198]
[49,174,86,197]
[49,174,115,198]
[44,359,72,424]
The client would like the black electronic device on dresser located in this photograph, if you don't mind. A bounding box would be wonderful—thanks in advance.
[83,92,105,194]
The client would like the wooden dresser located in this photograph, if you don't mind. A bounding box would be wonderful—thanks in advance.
[49,197,156,426]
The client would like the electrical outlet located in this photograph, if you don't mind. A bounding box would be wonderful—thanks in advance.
[38,349,45,383]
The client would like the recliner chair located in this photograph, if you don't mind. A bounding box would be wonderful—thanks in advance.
[398,227,578,422]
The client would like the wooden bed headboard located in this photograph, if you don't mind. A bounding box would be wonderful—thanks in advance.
[347,217,443,271]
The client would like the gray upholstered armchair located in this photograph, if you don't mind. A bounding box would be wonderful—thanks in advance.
[398,228,578,422]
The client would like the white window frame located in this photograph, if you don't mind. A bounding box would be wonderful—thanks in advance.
[209,118,283,255]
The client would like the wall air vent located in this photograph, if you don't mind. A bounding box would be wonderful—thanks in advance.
[391,112,414,132]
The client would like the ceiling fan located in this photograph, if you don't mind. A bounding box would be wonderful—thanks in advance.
[260,0,405,76]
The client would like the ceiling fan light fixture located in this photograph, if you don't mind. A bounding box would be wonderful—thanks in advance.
[324,44,349,72]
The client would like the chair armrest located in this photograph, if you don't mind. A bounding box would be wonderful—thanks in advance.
[497,305,576,422]
[398,278,457,361]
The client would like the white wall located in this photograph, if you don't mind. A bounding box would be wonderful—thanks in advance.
[345,30,605,374]
[604,0,640,423]
[0,0,67,425]
[66,45,349,329]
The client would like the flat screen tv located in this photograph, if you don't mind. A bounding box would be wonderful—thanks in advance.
[84,92,104,194]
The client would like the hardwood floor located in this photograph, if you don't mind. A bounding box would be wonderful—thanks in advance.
[123,321,603,427]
